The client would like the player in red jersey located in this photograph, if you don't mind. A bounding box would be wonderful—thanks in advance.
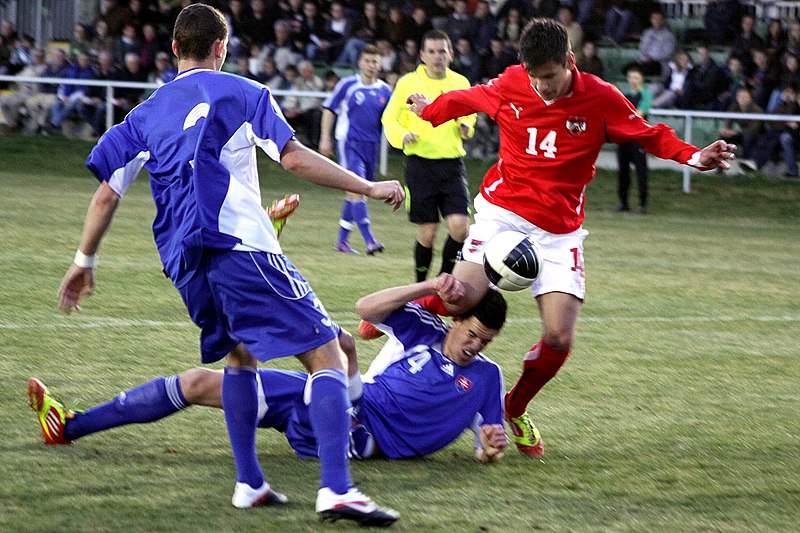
[406,18,736,457]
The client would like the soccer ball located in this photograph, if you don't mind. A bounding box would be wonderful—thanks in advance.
[482,230,543,291]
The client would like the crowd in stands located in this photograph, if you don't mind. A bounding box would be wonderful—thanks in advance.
[0,0,799,174]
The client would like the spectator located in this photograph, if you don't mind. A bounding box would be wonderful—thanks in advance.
[406,5,434,47]
[90,19,114,57]
[627,9,676,78]
[761,83,800,178]
[44,51,97,135]
[375,38,397,75]
[396,38,419,76]
[384,6,408,49]
[298,0,328,61]
[702,0,742,46]
[718,86,764,168]
[281,60,324,146]
[710,56,747,112]
[128,0,159,29]
[239,0,277,46]
[235,54,259,81]
[480,37,515,81]
[616,67,652,214]
[148,51,177,87]
[767,52,800,111]
[0,19,17,78]
[444,0,477,45]
[8,34,35,75]
[0,47,47,133]
[68,24,92,62]
[497,7,525,52]
[764,19,787,57]
[678,44,727,109]
[82,50,119,137]
[96,0,134,37]
[337,1,383,68]
[603,0,636,44]
[785,20,800,57]
[575,39,604,79]
[23,48,70,135]
[652,50,692,108]
[225,0,251,58]
[258,57,286,88]
[316,1,353,64]
[557,5,583,54]
[731,13,765,75]
[749,48,780,110]
[322,69,339,92]
[112,22,142,67]
[112,52,148,123]
[261,20,302,72]
[472,0,497,56]
[452,37,482,85]
[139,23,165,72]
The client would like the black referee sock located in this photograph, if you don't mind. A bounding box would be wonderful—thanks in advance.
[414,242,433,282]
[439,235,463,275]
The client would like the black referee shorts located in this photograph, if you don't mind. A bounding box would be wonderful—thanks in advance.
[404,155,469,224]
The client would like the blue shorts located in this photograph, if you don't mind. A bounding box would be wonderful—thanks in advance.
[178,250,338,363]
[338,139,378,182]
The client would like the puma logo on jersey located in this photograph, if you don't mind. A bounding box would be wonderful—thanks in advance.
[183,103,210,130]
[510,103,523,119]
[441,363,454,376]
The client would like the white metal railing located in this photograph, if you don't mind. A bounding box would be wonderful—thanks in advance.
[650,108,800,192]
[4,74,800,192]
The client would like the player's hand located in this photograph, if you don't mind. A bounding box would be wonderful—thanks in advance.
[459,122,472,139]
[432,273,465,304]
[402,132,418,146]
[699,139,737,170]
[475,424,508,464]
[406,93,431,116]
[318,138,333,157]
[367,180,405,211]
[58,263,96,314]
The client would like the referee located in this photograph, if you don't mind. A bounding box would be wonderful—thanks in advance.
[382,29,476,282]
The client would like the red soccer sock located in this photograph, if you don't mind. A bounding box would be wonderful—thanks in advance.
[505,339,570,418]
[412,294,452,316]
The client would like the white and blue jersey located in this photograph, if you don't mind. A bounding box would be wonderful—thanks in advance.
[360,304,505,459]
[86,68,295,287]
[86,68,338,363]
[322,74,391,181]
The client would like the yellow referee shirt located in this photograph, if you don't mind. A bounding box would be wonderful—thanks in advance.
[382,65,476,159]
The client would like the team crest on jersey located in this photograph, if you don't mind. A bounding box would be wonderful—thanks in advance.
[467,238,484,254]
[455,375,472,392]
[565,116,587,136]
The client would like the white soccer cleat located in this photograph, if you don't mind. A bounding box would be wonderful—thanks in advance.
[316,487,399,527]
[231,481,288,508]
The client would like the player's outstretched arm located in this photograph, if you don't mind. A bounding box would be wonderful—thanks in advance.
[280,140,404,210]
[355,273,465,324]
[697,140,737,170]
[58,182,120,313]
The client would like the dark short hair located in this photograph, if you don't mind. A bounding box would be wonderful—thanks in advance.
[173,3,227,61]
[421,29,452,53]
[519,18,569,69]
[459,289,507,331]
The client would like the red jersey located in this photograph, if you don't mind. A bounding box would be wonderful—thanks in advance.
[420,65,703,234]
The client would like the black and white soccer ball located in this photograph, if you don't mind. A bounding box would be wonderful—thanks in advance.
[482,230,543,292]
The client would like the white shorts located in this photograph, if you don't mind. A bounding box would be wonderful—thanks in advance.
[461,194,588,300]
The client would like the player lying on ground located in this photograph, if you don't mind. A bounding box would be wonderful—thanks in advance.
[30,274,508,463]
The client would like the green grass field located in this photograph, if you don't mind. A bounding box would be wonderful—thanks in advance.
[1,135,798,532]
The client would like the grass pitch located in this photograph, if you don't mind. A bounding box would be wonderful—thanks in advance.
[1,135,798,532]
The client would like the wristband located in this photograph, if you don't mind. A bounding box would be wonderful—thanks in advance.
[73,250,98,269]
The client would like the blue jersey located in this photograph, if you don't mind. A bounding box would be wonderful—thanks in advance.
[86,68,295,287]
[322,74,391,143]
[361,303,505,459]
